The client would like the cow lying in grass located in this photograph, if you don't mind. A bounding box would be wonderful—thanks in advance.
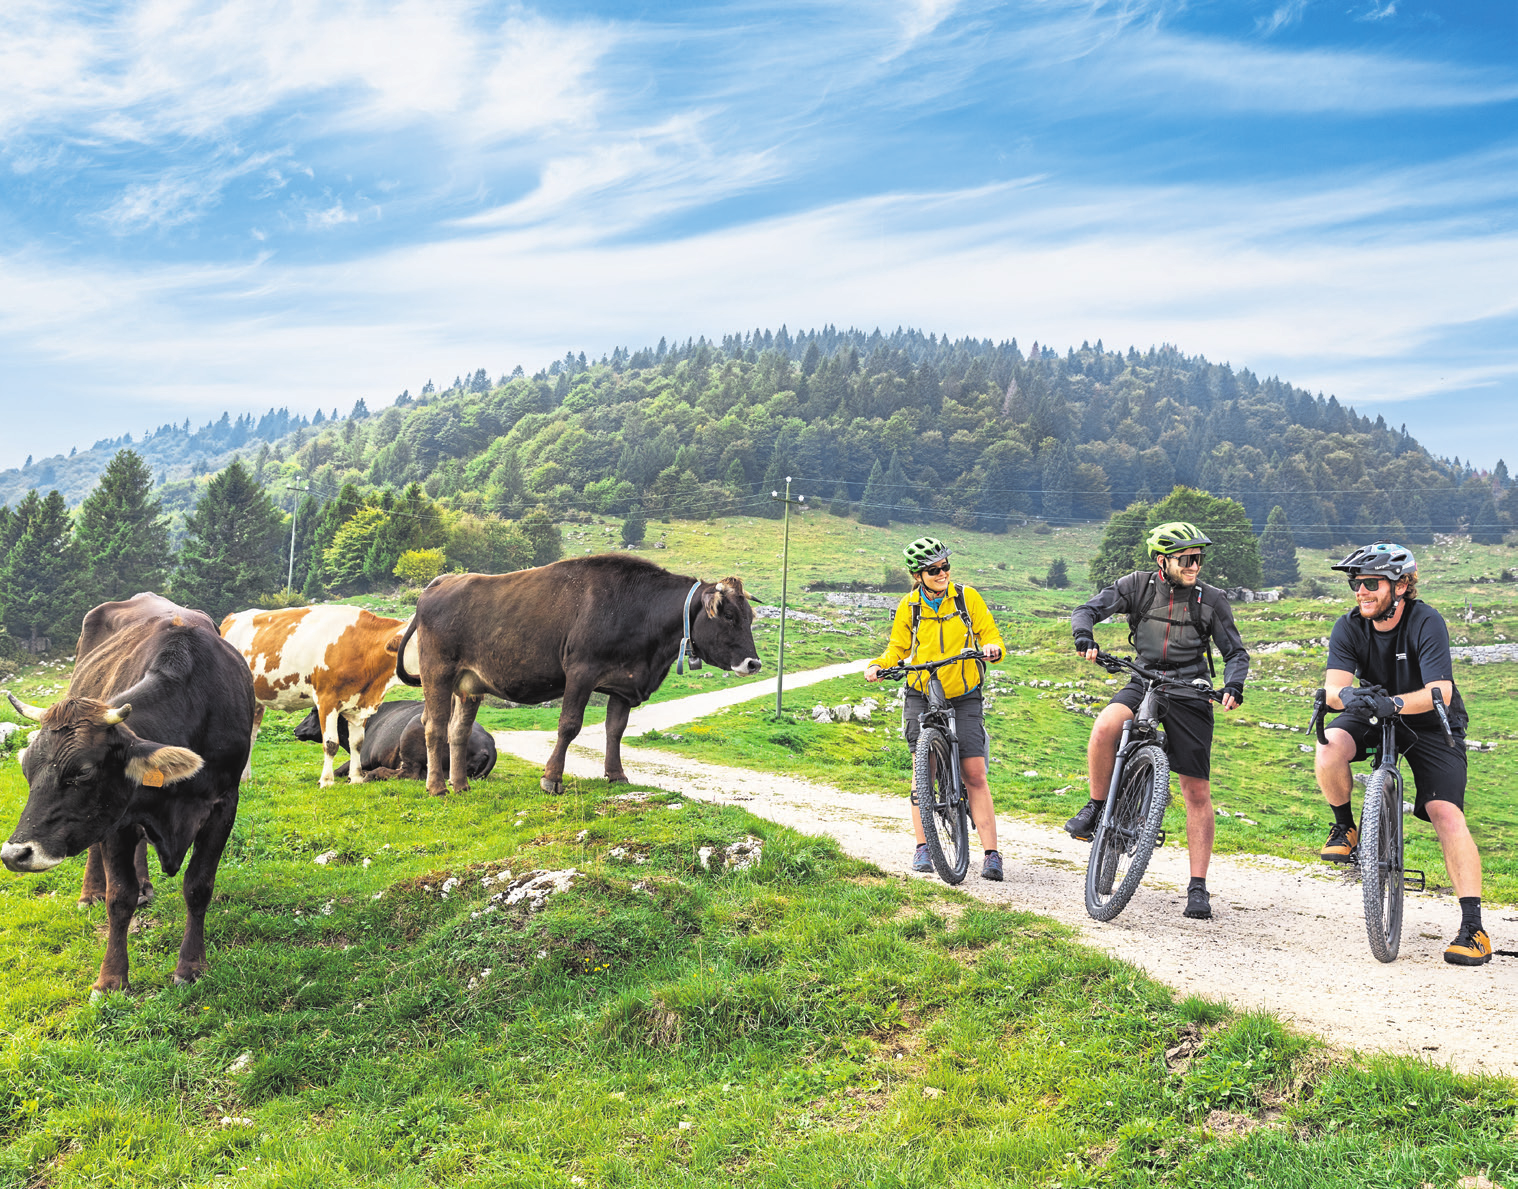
[292,699,496,781]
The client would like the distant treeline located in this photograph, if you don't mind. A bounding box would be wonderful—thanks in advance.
[3,329,1514,657]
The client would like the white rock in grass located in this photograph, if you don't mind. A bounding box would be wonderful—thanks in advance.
[314,850,339,866]
[501,868,578,913]
[851,705,872,723]
[227,1051,254,1075]
[832,704,852,723]
[811,705,833,724]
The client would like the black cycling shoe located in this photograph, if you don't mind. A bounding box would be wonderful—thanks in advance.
[1184,886,1212,920]
[1064,799,1103,841]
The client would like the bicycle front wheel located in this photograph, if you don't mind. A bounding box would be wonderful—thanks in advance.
[1085,744,1170,921]
[1359,765,1405,963]
[914,726,969,885]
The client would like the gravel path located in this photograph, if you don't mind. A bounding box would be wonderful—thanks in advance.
[494,665,1518,1078]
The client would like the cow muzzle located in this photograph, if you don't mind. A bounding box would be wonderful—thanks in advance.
[731,657,763,676]
[1,839,64,873]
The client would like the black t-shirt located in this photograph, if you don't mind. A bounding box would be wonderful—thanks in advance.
[1326,599,1466,735]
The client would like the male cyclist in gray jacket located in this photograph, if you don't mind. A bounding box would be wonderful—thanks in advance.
[1067,521,1250,920]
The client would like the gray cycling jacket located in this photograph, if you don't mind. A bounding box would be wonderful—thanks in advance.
[1071,570,1250,691]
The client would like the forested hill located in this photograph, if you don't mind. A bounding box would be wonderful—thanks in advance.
[3,328,1509,549]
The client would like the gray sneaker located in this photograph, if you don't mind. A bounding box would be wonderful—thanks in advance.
[1065,799,1103,841]
[912,843,932,873]
[981,851,1003,881]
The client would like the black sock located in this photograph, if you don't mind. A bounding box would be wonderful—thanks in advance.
[1459,896,1483,933]
[984,849,999,857]
[1332,802,1355,829]
[1188,877,1206,892]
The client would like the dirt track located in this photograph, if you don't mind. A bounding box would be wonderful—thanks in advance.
[494,664,1518,1078]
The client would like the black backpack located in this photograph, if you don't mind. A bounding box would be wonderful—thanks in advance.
[1123,571,1215,679]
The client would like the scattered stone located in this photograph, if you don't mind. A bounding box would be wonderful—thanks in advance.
[313,851,339,866]
[227,1051,254,1075]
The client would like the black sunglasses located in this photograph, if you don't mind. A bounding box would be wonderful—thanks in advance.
[1168,553,1204,568]
[1348,576,1386,592]
[920,563,951,576]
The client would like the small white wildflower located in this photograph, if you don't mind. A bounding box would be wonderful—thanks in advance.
[321,901,334,916]
[362,858,371,868]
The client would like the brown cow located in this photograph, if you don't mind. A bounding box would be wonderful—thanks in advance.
[396,554,761,796]
[3,593,254,993]
[219,605,416,787]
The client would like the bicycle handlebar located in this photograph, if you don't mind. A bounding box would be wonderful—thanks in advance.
[1309,690,1330,745]
[875,648,986,683]
[1091,650,1223,703]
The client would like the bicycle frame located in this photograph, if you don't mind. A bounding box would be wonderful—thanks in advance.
[1308,685,1459,897]
[1097,652,1218,808]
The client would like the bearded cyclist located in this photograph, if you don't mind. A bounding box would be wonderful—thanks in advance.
[1315,543,1490,966]
[1067,521,1249,920]
[866,536,1006,881]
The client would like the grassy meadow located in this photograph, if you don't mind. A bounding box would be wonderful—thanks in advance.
[0,514,1515,1185]
[0,724,1514,1187]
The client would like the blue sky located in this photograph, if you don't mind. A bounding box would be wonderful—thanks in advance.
[1,0,1514,471]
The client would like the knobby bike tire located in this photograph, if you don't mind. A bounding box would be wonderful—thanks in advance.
[1085,744,1170,921]
[914,726,970,885]
[1359,765,1405,963]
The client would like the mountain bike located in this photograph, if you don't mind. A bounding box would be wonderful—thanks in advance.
[1308,684,1458,963]
[877,649,986,885]
[1083,651,1222,921]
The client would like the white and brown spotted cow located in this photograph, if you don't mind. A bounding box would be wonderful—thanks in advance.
[219,605,417,787]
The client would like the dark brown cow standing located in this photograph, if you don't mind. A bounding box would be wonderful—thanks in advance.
[2,594,254,993]
[395,554,762,796]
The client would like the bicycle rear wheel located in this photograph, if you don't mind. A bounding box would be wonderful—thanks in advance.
[1085,744,1170,921]
[1359,765,1404,963]
[914,726,969,885]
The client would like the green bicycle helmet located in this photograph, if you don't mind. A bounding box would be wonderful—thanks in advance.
[902,536,951,573]
[1145,520,1212,559]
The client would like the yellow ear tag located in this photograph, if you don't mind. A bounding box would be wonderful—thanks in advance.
[140,769,165,788]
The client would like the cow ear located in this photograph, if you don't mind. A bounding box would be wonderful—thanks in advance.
[125,743,204,787]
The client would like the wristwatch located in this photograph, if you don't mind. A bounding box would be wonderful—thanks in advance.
[1391,696,1405,715]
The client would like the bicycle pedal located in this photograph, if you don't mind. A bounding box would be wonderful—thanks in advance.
[1155,831,1167,848]
[1403,869,1426,893]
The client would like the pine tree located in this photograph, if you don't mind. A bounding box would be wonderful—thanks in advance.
[1040,438,1073,522]
[620,505,647,547]
[1046,558,1070,589]
[829,482,851,517]
[1259,505,1300,586]
[173,460,286,621]
[0,489,90,649]
[73,449,171,603]
[858,459,890,527]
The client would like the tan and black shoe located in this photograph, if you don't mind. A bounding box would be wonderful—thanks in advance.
[1444,925,1493,966]
[1064,800,1103,841]
[1319,821,1358,863]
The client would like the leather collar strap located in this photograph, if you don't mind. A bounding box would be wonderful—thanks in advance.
[676,580,704,674]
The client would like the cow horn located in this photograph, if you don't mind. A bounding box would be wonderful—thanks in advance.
[5,692,45,722]
[103,703,133,725]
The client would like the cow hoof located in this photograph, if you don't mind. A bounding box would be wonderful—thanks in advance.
[173,967,205,986]
[136,884,156,908]
[318,777,335,789]
[77,894,106,909]
[540,777,564,795]
[605,772,630,784]
[426,786,448,798]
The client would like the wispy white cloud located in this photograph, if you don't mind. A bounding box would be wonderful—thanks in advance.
[0,3,614,156]
[1257,0,1310,37]
[94,149,286,232]
[1358,2,1397,22]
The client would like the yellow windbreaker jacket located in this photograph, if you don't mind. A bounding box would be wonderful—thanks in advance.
[870,583,1004,699]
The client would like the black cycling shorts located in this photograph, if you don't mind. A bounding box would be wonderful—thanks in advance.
[1109,679,1214,780]
[1326,711,1467,820]
[903,687,989,763]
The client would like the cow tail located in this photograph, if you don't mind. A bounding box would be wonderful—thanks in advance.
[395,618,421,686]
